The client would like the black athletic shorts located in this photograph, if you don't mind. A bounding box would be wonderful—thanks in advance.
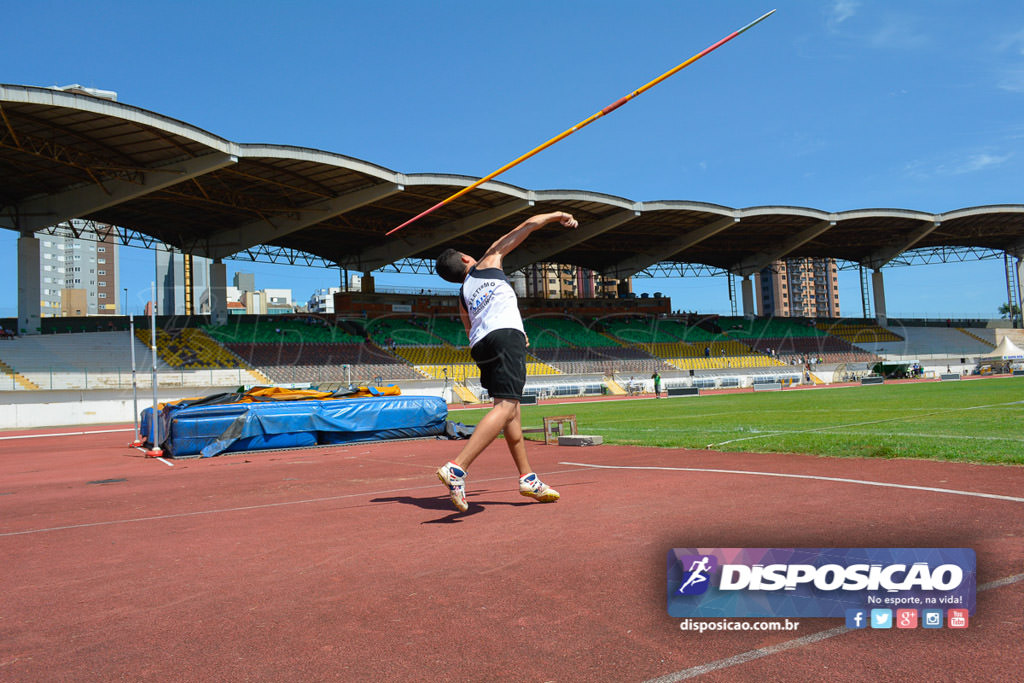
[470,328,527,401]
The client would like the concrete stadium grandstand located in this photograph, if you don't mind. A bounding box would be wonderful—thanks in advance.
[1,83,1023,428]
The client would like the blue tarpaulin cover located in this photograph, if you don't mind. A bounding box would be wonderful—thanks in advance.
[141,395,448,458]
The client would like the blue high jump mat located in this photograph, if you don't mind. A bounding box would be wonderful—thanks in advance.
[141,390,448,458]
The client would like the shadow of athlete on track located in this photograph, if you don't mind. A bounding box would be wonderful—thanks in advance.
[371,494,532,524]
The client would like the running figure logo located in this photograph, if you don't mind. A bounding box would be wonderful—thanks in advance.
[677,554,718,595]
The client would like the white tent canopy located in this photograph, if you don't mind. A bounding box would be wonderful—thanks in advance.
[981,336,1024,360]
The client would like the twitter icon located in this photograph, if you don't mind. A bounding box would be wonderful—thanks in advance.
[870,609,893,629]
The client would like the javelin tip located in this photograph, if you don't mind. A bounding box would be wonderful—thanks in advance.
[389,8,777,237]
[738,9,776,34]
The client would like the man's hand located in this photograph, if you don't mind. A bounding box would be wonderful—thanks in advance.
[478,211,580,269]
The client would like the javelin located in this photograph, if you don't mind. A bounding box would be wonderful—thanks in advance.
[387,9,776,236]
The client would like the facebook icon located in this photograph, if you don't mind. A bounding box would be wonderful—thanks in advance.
[845,609,868,629]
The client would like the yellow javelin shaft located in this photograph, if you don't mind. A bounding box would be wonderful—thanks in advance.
[387,9,775,236]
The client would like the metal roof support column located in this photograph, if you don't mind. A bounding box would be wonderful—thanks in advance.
[17,232,41,335]
[1004,252,1022,330]
[859,266,873,319]
[872,269,887,328]
[727,274,737,317]
[741,276,755,320]
[1005,241,1024,329]
[1017,255,1024,329]
[209,259,227,327]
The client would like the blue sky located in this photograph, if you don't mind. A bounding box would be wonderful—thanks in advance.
[3,0,1024,318]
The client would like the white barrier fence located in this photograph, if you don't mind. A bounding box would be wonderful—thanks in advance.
[1,367,260,391]
[0,388,212,430]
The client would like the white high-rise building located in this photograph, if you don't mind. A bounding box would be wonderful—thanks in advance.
[308,287,340,314]
[37,221,120,317]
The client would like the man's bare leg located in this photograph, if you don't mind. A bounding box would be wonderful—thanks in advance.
[501,402,533,476]
[436,399,515,512]
[437,398,558,509]
[502,402,560,502]
[451,398,517,470]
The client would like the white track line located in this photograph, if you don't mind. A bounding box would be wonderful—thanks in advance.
[0,467,583,537]
[0,427,133,440]
[644,572,1024,682]
[559,462,1024,503]
[644,626,850,682]
[977,571,1024,591]
[130,446,172,466]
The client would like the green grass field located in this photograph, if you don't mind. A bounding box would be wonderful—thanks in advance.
[457,377,1024,465]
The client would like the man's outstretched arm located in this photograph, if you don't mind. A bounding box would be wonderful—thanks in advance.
[476,212,578,270]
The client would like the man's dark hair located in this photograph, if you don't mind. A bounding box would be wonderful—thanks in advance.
[436,248,468,283]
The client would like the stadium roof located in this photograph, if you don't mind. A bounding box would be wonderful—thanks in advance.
[2,83,1023,279]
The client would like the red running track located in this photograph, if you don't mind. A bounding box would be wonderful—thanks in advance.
[1,430,1022,681]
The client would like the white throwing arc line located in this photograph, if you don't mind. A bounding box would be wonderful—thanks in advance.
[559,462,1024,503]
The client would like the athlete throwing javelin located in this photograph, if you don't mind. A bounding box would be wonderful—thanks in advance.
[434,211,578,512]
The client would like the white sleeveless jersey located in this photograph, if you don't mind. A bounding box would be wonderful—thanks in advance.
[460,266,524,347]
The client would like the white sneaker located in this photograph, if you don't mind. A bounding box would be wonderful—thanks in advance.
[436,462,468,512]
[519,473,560,503]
